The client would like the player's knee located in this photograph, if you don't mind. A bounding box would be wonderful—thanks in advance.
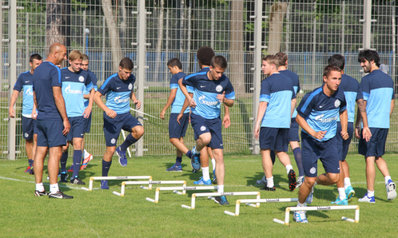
[329,173,339,183]
[304,177,316,187]
[132,126,144,138]
[199,133,211,145]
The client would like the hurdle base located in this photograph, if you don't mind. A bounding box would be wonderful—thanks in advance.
[224,211,238,217]
[341,216,356,223]
[81,187,91,191]
[112,191,124,197]
[146,197,157,203]
[273,218,287,225]
[140,186,152,190]
[181,205,193,210]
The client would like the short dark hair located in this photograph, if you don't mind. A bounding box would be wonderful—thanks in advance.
[275,52,288,66]
[323,65,342,77]
[29,53,42,63]
[82,54,89,61]
[119,57,134,70]
[262,55,279,67]
[328,54,345,70]
[167,58,182,69]
[358,50,380,67]
[210,55,227,69]
[197,46,215,66]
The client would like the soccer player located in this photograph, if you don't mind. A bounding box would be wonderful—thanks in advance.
[160,58,193,172]
[356,50,397,203]
[179,55,235,205]
[254,55,297,192]
[9,54,42,174]
[94,57,144,189]
[59,50,94,185]
[80,54,98,170]
[328,54,371,205]
[32,42,72,199]
[293,65,348,223]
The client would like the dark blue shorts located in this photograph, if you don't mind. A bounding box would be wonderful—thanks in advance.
[84,113,92,133]
[259,127,289,152]
[36,118,66,147]
[66,116,85,141]
[103,112,142,147]
[288,118,300,142]
[22,116,36,140]
[358,128,388,157]
[169,113,189,139]
[336,121,354,161]
[301,132,340,177]
[191,113,223,149]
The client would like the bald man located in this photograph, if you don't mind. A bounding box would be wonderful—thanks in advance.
[33,43,73,199]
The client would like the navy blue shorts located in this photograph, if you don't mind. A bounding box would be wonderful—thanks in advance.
[288,118,300,142]
[103,112,142,147]
[301,132,340,177]
[358,128,388,157]
[66,116,86,141]
[191,113,223,149]
[336,121,354,161]
[22,116,36,140]
[84,113,92,133]
[169,113,189,139]
[36,118,66,147]
[259,127,289,152]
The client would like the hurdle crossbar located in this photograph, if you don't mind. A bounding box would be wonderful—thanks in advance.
[273,205,360,226]
[146,185,217,203]
[224,198,298,216]
[181,191,260,210]
[81,176,152,191]
[113,180,186,197]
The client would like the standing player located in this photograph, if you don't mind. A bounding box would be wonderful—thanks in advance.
[80,54,98,170]
[254,55,297,192]
[179,55,235,205]
[293,65,348,223]
[9,54,42,174]
[328,54,371,205]
[59,50,94,185]
[94,57,144,189]
[160,58,192,171]
[356,50,396,202]
[33,43,72,199]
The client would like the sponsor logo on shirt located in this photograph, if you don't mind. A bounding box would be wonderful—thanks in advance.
[114,96,129,104]
[64,84,83,94]
[25,87,34,96]
[314,114,338,123]
[198,95,218,106]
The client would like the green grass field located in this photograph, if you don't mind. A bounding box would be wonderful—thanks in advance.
[0,153,397,237]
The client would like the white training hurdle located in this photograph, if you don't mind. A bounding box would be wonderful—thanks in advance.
[273,205,360,225]
[181,191,261,210]
[81,176,152,191]
[224,198,298,216]
[112,180,187,197]
[146,185,218,203]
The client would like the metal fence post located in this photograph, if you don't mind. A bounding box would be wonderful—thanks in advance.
[8,0,17,160]
[362,0,372,49]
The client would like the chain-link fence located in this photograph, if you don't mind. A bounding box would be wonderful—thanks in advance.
[1,0,397,160]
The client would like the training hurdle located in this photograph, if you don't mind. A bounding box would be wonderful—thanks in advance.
[112,180,186,197]
[81,176,152,191]
[181,191,261,210]
[224,198,298,217]
[273,205,360,225]
[146,185,218,203]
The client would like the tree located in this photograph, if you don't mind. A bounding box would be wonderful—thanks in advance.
[102,0,122,72]
[46,0,69,48]
[268,2,287,54]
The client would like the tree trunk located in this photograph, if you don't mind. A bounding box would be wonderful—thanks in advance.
[268,2,287,54]
[102,0,122,72]
[119,0,127,51]
[155,0,164,82]
[46,0,66,48]
[229,0,245,94]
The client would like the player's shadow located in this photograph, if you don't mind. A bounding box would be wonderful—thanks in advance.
[245,172,265,187]
[246,173,292,192]
[312,187,337,201]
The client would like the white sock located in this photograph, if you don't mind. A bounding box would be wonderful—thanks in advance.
[385,176,392,184]
[344,177,351,189]
[211,158,216,171]
[50,183,59,194]
[338,187,347,200]
[35,183,45,192]
[286,164,293,174]
[217,185,224,194]
[297,201,306,207]
[202,167,210,181]
[266,176,274,188]
[367,190,375,197]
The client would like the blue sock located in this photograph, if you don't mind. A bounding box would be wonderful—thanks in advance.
[186,150,192,158]
[120,134,137,151]
[72,150,82,178]
[102,160,112,177]
[60,151,68,173]
[293,147,304,177]
[175,157,182,166]
[28,159,33,167]
[270,150,276,165]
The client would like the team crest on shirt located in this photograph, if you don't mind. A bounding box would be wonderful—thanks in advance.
[128,83,133,90]
[24,133,29,138]
[200,126,206,131]
[310,167,316,174]
[334,99,341,108]
[79,76,84,82]
[111,138,116,144]
[216,85,223,92]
